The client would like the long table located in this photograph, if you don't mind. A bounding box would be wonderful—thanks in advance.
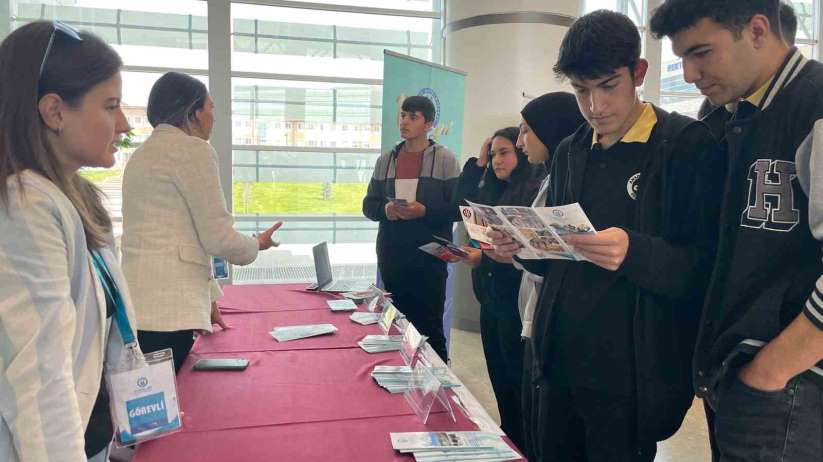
[133,284,524,461]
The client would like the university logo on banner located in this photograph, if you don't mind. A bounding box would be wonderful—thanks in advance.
[740,158,799,232]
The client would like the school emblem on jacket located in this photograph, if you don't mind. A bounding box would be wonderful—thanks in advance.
[740,159,799,232]
[626,173,641,200]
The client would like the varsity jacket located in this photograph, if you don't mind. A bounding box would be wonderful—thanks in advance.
[518,105,724,449]
[362,140,460,271]
[694,48,823,403]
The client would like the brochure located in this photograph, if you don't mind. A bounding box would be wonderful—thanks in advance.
[418,236,469,263]
[327,299,357,312]
[459,200,597,260]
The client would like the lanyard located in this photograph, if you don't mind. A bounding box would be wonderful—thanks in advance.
[90,249,136,345]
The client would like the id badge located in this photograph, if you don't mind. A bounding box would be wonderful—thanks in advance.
[212,256,229,279]
[107,348,182,446]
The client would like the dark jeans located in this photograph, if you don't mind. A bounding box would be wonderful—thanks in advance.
[480,302,525,452]
[715,372,822,462]
[137,329,196,372]
[381,260,448,360]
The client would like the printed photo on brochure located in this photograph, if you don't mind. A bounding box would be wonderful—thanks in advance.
[459,200,597,260]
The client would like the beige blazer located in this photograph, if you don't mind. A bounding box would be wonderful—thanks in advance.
[122,124,258,332]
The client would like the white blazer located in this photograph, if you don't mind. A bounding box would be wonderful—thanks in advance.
[121,124,258,333]
[0,171,139,462]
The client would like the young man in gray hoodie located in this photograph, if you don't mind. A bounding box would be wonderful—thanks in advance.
[362,95,460,360]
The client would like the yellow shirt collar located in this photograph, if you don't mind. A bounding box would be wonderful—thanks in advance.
[745,76,774,106]
[591,102,658,147]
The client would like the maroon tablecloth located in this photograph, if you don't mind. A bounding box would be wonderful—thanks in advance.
[176,349,428,432]
[217,284,339,312]
[133,284,525,462]
[193,309,385,353]
[135,413,482,462]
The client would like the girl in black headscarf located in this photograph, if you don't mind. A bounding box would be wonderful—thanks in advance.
[518,91,586,174]
[516,92,586,338]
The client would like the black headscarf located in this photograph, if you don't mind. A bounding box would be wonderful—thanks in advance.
[520,92,586,156]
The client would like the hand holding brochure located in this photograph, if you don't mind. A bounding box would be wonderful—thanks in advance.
[459,200,597,260]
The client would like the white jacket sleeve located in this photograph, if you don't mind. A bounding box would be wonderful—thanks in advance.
[0,189,86,461]
[795,119,823,330]
[172,141,258,265]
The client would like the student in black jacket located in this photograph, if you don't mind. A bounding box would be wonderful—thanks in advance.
[453,127,545,451]
[652,1,823,460]
[490,10,724,461]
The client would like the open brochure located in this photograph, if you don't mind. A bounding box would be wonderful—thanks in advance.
[459,200,596,260]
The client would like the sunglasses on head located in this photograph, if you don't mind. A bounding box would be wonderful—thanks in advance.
[39,21,83,80]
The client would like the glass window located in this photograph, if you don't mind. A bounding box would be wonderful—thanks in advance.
[232,78,382,149]
[231,149,374,216]
[659,95,705,119]
[230,3,440,79]
[13,1,209,70]
[583,0,644,26]
[274,0,439,12]
[798,42,815,57]
[658,35,702,114]
[790,1,815,42]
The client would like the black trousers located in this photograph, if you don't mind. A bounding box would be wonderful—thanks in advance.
[137,329,196,373]
[522,342,655,462]
[534,381,655,462]
[480,302,525,452]
[381,258,448,360]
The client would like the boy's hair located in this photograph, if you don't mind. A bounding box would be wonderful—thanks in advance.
[401,95,436,123]
[650,0,781,40]
[553,10,641,81]
[780,2,798,46]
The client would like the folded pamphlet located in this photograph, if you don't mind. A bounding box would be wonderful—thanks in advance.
[350,312,380,325]
[327,299,357,311]
[390,431,519,462]
[371,365,460,393]
[358,334,403,353]
[270,323,338,342]
[459,200,596,260]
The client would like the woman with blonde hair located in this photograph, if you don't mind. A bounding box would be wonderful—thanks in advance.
[0,21,138,461]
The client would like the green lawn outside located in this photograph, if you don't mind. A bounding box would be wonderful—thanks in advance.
[233,182,368,214]
[80,172,367,215]
[79,170,122,184]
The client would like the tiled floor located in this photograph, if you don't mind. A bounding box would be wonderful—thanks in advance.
[448,328,712,462]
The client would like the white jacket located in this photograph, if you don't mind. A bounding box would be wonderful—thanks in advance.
[121,124,258,332]
[0,171,139,462]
